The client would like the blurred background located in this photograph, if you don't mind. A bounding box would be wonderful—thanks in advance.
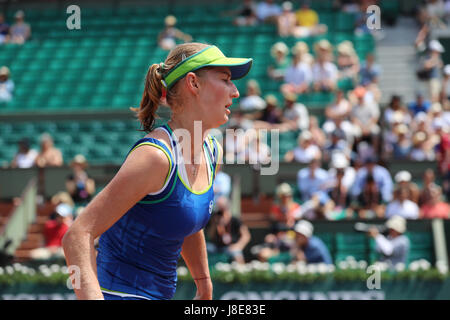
[0,0,449,300]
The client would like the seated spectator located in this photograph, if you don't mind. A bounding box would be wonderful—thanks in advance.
[359,53,381,87]
[394,171,420,204]
[285,130,321,163]
[294,0,327,37]
[323,129,351,162]
[157,15,192,51]
[355,173,384,219]
[350,86,381,146]
[9,10,31,44]
[257,94,283,124]
[292,41,314,65]
[267,41,291,81]
[419,169,440,206]
[410,131,435,161]
[383,95,411,129]
[336,41,360,85]
[10,138,38,169]
[29,203,73,260]
[385,187,420,219]
[312,40,338,92]
[245,130,271,165]
[297,158,330,211]
[66,154,96,204]
[277,1,297,37]
[418,39,445,102]
[326,153,356,218]
[420,186,450,218]
[367,216,410,267]
[232,0,258,26]
[290,220,332,264]
[0,66,14,103]
[324,90,352,123]
[408,92,431,116]
[308,115,327,149]
[206,197,251,264]
[351,156,394,204]
[239,79,266,112]
[213,171,231,201]
[392,124,412,159]
[0,13,10,44]
[281,92,309,131]
[35,133,63,168]
[270,183,301,231]
[255,0,282,23]
[281,44,312,95]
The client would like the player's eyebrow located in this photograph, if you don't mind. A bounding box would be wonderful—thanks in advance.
[218,70,231,78]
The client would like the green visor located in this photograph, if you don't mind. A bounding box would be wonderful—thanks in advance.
[162,45,253,89]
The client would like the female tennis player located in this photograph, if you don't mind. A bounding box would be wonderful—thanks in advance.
[62,42,252,300]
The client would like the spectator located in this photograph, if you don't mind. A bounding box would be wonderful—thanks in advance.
[410,131,435,161]
[408,92,431,116]
[350,86,381,147]
[269,183,301,231]
[245,130,271,165]
[285,130,321,163]
[213,171,232,201]
[417,40,444,102]
[385,187,420,219]
[157,15,192,51]
[355,173,384,219]
[232,0,258,26]
[394,170,420,204]
[9,10,31,45]
[267,42,290,81]
[297,158,329,204]
[292,41,314,65]
[294,0,327,37]
[0,66,14,103]
[290,220,332,264]
[392,124,412,159]
[326,153,356,214]
[29,203,73,260]
[308,115,327,149]
[66,154,96,204]
[257,94,283,124]
[384,95,411,129]
[359,53,381,87]
[239,79,266,112]
[367,216,410,267]
[420,186,450,218]
[10,138,38,169]
[0,13,10,44]
[324,90,352,124]
[277,1,297,37]
[35,133,63,168]
[206,197,251,264]
[312,40,338,92]
[336,41,360,85]
[351,156,394,204]
[418,169,440,206]
[281,92,309,131]
[281,44,312,95]
[255,0,282,23]
[323,129,351,162]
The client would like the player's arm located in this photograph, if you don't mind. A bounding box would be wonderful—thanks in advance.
[181,230,213,300]
[62,146,170,300]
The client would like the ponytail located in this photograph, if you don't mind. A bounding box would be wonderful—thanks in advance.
[132,63,166,132]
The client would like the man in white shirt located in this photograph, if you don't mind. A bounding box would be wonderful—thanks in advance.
[368,216,410,267]
[385,187,419,219]
[281,92,309,130]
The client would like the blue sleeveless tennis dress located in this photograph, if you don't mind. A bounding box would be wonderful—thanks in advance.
[96,124,220,300]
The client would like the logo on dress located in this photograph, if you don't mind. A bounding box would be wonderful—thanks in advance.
[208,200,214,215]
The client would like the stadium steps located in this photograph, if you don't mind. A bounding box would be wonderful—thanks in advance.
[13,202,56,263]
[377,16,419,104]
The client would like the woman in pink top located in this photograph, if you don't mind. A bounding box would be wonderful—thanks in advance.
[420,186,449,219]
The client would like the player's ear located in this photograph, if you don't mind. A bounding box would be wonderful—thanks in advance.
[185,72,200,94]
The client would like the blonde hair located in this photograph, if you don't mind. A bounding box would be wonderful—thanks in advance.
[132,42,210,132]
